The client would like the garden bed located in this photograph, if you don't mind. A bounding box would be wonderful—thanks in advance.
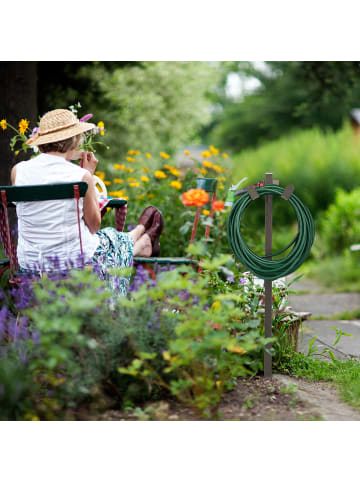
[95,376,322,421]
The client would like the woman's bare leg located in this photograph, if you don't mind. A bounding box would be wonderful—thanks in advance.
[129,225,145,243]
[133,233,152,257]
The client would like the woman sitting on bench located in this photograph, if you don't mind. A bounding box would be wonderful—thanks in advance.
[11,109,164,295]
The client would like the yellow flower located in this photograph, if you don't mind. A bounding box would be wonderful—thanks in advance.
[148,193,154,198]
[228,345,246,355]
[0,119,7,130]
[219,183,225,190]
[219,176,226,181]
[95,171,105,180]
[136,193,145,199]
[160,152,170,159]
[222,153,228,159]
[209,145,219,156]
[15,151,19,156]
[114,163,125,170]
[202,209,210,216]
[113,178,123,184]
[184,149,190,155]
[212,164,222,173]
[211,300,221,311]
[141,176,149,182]
[201,150,211,158]
[142,167,151,173]
[128,149,136,155]
[170,180,182,190]
[162,350,171,361]
[145,153,152,158]
[220,167,227,173]
[125,167,134,173]
[203,160,213,169]
[126,156,136,162]
[98,121,104,128]
[169,167,180,177]
[155,170,167,179]
[163,164,171,170]
[127,177,138,182]
[200,168,208,175]
[18,118,29,135]
[100,130,105,136]
[122,196,129,200]
[104,181,111,186]
[109,190,125,197]
[129,182,140,187]
[134,150,141,155]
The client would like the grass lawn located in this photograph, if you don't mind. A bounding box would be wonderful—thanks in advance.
[301,254,360,293]
[280,352,360,411]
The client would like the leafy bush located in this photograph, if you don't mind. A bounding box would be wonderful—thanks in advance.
[320,187,360,254]
[0,245,299,420]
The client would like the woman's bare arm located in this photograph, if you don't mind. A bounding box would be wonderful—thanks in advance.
[10,166,16,185]
[82,171,101,234]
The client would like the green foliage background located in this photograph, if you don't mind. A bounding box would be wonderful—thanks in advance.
[206,61,360,152]
[43,61,220,163]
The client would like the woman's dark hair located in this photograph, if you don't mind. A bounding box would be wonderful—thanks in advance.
[39,134,82,154]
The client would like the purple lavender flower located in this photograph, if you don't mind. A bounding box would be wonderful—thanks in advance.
[19,351,27,363]
[32,330,41,346]
[239,277,247,284]
[29,126,40,138]
[129,264,152,292]
[192,295,200,306]
[147,322,153,328]
[80,113,94,122]
[127,224,136,231]
[226,274,235,283]
[179,290,190,301]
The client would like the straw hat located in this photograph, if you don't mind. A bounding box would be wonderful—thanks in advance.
[26,109,96,146]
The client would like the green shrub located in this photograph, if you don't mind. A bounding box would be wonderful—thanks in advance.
[232,123,360,227]
[320,187,360,254]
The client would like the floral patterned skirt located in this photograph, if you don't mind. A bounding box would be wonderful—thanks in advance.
[91,227,134,297]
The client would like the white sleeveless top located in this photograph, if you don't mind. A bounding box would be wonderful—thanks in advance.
[15,153,100,271]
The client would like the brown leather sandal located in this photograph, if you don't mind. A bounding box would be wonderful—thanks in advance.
[137,206,158,230]
[145,210,164,256]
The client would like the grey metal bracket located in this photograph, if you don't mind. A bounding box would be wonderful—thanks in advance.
[246,185,260,200]
[281,184,295,200]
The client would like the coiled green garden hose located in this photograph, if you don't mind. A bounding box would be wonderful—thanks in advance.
[227,184,315,280]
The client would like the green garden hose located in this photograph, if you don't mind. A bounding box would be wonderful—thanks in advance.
[227,184,315,280]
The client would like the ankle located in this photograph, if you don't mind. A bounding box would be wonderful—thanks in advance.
[130,224,145,242]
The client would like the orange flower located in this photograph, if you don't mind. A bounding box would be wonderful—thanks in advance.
[212,200,225,211]
[182,188,210,207]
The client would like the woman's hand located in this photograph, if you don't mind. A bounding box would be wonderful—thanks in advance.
[81,151,98,175]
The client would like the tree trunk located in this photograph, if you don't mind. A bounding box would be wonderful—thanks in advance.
[0,62,37,186]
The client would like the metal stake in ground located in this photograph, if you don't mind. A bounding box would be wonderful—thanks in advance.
[264,173,278,378]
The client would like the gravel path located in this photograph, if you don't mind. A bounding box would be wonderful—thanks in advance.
[274,374,360,421]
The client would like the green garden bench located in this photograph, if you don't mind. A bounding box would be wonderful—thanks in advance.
[0,182,127,283]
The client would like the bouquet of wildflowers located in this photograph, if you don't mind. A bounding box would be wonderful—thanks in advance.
[69,102,109,153]
[0,102,108,158]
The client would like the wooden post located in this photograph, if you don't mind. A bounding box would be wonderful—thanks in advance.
[264,173,273,378]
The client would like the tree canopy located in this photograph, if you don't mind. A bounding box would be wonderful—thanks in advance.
[206,61,360,153]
